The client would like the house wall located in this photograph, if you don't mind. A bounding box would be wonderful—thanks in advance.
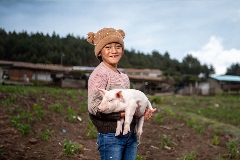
[148,73,161,77]
[0,68,3,83]
[198,82,210,95]
[207,78,223,94]
[7,68,52,82]
[208,79,220,89]
[8,68,33,81]
[32,71,51,82]
[130,81,144,90]
[197,79,223,95]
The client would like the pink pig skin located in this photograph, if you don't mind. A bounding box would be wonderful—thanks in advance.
[98,88,155,137]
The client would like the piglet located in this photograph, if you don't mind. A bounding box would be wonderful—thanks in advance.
[98,88,155,137]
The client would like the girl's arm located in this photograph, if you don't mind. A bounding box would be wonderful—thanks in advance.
[119,108,156,121]
[95,111,122,120]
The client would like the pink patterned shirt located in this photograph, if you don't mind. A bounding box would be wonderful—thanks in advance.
[88,62,130,115]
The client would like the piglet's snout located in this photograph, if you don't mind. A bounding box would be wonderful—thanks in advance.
[98,105,105,112]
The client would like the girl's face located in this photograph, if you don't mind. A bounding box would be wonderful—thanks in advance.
[100,42,123,69]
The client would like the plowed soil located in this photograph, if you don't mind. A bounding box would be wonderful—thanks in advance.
[0,88,236,160]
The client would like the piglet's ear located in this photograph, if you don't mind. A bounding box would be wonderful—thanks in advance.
[116,91,124,102]
[98,88,107,97]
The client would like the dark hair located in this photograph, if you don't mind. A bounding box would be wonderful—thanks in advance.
[97,55,103,62]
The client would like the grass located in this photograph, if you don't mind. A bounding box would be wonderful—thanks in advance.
[136,154,145,160]
[177,151,198,160]
[153,113,164,124]
[38,128,52,141]
[1,85,239,134]
[67,106,77,123]
[0,85,37,95]
[0,84,87,137]
[0,85,81,98]
[33,104,44,120]
[10,115,31,136]
[1,84,239,159]
[79,101,88,112]
[212,135,219,146]
[2,95,17,107]
[9,111,34,136]
[86,117,97,138]
[63,139,83,157]
[7,105,22,114]
[7,103,45,136]
[154,94,240,159]
[158,95,240,137]
[159,134,171,149]
[226,139,240,159]
[48,103,64,113]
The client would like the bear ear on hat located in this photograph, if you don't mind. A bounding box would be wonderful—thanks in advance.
[87,32,95,45]
[117,29,125,39]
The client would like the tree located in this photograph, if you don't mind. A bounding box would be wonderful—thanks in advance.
[0,28,214,78]
[181,54,201,75]
[226,63,240,76]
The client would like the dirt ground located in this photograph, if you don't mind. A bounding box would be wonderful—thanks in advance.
[0,88,236,160]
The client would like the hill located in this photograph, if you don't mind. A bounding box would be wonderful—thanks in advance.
[0,28,214,80]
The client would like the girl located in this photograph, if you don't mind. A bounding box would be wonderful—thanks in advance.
[87,27,156,160]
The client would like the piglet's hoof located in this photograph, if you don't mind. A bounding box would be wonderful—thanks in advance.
[123,130,130,135]
[115,132,120,136]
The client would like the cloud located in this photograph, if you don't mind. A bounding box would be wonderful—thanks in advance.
[189,36,240,75]
[1,0,239,74]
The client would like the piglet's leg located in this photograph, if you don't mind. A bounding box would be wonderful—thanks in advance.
[115,119,124,136]
[123,105,135,135]
[136,116,144,137]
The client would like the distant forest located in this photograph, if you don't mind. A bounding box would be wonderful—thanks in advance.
[0,28,239,81]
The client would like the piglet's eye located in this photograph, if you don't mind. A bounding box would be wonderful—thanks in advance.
[108,99,113,102]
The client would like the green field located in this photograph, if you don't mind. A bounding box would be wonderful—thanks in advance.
[0,84,239,159]
[151,94,240,137]
[1,84,239,136]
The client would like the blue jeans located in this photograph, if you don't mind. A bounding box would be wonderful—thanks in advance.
[97,131,138,160]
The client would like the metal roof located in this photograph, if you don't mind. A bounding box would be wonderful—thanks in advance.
[210,75,240,82]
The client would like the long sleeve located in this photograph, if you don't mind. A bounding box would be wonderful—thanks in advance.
[88,66,107,115]
[87,62,134,134]
[88,62,130,115]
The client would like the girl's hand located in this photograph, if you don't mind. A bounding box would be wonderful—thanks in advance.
[120,107,156,121]
[144,107,157,121]
[120,111,125,118]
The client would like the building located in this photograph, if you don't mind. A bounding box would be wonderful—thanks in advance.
[0,60,167,93]
[123,68,166,94]
[209,75,240,93]
[196,75,240,95]
[0,60,71,86]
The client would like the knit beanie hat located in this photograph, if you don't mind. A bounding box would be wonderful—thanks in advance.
[87,27,125,58]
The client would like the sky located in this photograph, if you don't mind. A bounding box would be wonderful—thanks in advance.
[0,0,240,75]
